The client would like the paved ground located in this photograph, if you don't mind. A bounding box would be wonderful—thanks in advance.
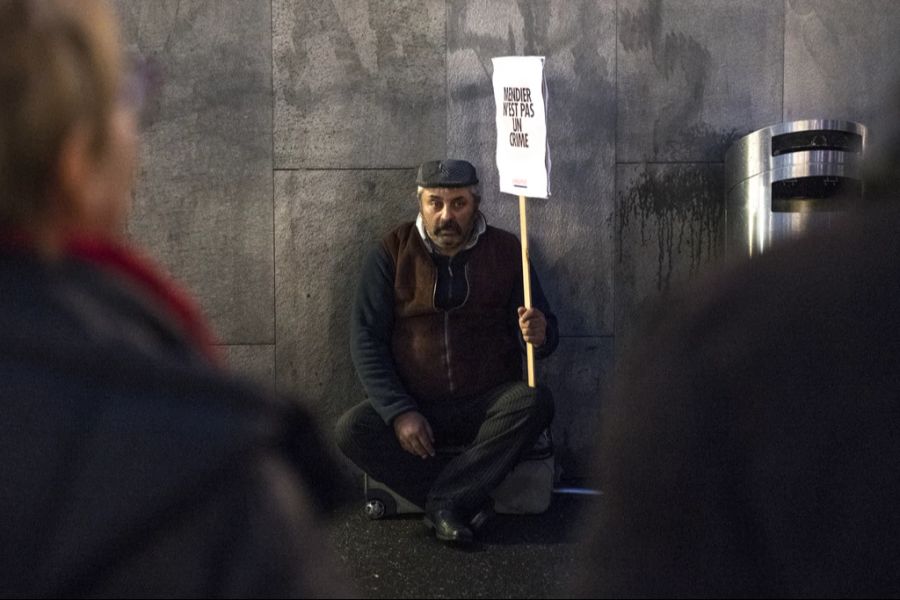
[326,492,596,599]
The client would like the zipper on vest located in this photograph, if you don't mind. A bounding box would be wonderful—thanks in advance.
[430,264,438,309]
[441,262,470,395]
[430,263,454,392]
[443,311,454,393]
[447,261,454,304]
[460,262,471,308]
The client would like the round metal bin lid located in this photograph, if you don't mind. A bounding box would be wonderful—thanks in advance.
[725,119,868,190]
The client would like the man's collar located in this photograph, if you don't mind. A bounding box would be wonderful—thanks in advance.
[416,211,487,254]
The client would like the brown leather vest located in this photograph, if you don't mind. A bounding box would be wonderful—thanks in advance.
[382,222,523,404]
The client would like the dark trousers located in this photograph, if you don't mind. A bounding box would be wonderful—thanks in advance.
[335,381,553,516]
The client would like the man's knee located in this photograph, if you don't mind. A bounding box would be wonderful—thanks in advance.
[495,381,555,425]
[334,402,377,459]
[333,411,355,457]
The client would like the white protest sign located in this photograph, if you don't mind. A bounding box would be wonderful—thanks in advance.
[492,56,551,199]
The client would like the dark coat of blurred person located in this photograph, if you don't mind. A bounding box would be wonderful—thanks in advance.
[0,1,350,597]
[576,127,900,596]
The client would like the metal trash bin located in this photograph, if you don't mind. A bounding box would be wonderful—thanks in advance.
[725,119,867,258]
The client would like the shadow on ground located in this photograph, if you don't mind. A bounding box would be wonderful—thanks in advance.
[327,493,596,599]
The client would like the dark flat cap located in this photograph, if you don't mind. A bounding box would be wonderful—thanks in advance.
[416,159,478,188]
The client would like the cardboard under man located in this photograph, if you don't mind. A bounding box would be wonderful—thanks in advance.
[336,159,558,545]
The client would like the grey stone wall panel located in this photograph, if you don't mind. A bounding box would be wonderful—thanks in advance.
[785,0,900,143]
[274,0,447,168]
[542,336,613,480]
[617,0,783,162]
[116,1,274,343]
[448,0,617,336]
[223,345,276,390]
[614,163,724,359]
[275,170,417,428]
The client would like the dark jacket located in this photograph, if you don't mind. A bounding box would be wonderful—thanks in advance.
[351,218,558,423]
[577,204,900,598]
[385,221,523,404]
[0,246,348,598]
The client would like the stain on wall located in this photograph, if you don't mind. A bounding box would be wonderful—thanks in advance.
[614,163,725,365]
[617,166,724,291]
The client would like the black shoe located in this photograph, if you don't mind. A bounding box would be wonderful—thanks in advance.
[469,503,495,532]
[424,508,474,544]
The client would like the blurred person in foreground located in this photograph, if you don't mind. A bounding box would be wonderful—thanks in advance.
[575,116,900,597]
[0,1,348,596]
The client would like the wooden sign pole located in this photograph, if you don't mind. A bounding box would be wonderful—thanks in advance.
[519,194,536,388]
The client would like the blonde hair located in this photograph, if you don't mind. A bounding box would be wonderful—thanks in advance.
[0,0,122,227]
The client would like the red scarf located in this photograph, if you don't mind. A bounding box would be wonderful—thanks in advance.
[1,232,222,365]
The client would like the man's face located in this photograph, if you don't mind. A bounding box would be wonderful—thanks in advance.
[419,187,479,256]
